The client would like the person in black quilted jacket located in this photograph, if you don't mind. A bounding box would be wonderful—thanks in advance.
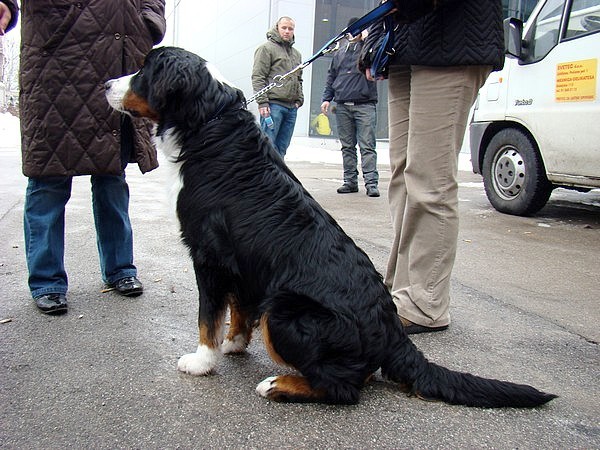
[0,0,166,314]
[360,0,504,334]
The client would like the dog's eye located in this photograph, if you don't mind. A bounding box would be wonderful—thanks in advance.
[126,108,141,118]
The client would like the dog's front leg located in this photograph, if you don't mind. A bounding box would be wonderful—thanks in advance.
[177,266,229,376]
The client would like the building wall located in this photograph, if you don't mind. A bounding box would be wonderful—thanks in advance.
[167,0,315,136]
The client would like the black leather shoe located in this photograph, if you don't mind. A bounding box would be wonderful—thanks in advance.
[337,184,358,194]
[35,293,68,315]
[400,317,448,335]
[366,186,380,197]
[110,276,144,297]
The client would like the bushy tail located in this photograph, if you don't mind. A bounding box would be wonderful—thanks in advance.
[381,325,557,408]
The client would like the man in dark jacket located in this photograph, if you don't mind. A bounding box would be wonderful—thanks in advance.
[321,19,379,197]
[360,0,504,333]
[0,0,166,314]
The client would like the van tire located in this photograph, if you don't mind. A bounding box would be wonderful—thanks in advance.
[482,128,553,216]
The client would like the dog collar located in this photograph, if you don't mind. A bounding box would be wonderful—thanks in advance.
[205,101,247,126]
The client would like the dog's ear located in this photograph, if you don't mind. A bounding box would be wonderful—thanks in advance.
[143,48,188,114]
[142,47,244,127]
[144,48,213,121]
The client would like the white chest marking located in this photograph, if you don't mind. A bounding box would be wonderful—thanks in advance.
[153,128,183,217]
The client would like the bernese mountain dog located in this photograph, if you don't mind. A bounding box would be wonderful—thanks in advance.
[105,47,556,407]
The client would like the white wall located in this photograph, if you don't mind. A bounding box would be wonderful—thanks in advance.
[164,0,315,136]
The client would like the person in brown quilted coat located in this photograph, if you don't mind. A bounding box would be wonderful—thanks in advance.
[0,0,166,314]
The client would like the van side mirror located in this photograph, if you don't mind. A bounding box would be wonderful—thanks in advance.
[504,17,524,59]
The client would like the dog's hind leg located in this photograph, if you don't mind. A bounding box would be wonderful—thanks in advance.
[256,299,364,404]
[257,318,330,402]
[177,265,230,376]
[222,296,253,354]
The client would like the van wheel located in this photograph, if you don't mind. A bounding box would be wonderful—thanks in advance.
[482,128,553,216]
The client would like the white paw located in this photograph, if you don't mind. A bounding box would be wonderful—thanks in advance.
[177,345,221,376]
[222,335,247,354]
[256,376,277,398]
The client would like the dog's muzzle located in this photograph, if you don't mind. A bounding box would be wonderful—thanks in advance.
[104,74,134,112]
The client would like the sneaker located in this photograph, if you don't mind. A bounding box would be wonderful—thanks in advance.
[337,184,358,194]
[366,186,380,197]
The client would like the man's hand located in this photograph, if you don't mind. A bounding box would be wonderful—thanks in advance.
[320,101,330,115]
[365,68,385,82]
[258,106,270,118]
[0,3,12,35]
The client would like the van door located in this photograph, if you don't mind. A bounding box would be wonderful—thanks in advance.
[506,0,600,185]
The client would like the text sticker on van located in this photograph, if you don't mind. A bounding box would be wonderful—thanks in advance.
[555,59,597,102]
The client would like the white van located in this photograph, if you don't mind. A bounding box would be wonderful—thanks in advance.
[470,0,600,216]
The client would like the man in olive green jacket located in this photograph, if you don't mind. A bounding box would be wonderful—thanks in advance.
[252,17,303,158]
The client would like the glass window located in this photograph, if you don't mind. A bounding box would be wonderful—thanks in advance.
[503,0,538,21]
[310,0,389,139]
[565,0,600,38]
[524,0,564,63]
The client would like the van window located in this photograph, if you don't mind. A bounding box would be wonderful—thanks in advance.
[565,0,600,38]
[524,0,564,63]
[503,0,538,20]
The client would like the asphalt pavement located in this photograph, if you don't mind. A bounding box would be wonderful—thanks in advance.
[1,138,599,449]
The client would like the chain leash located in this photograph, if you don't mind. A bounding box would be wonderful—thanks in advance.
[245,1,396,106]
[245,43,339,107]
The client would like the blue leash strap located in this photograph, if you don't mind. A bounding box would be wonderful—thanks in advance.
[305,1,396,66]
[369,11,396,79]
[344,1,396,38]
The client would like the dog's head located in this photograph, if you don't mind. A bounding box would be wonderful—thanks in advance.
[105,47,245,129]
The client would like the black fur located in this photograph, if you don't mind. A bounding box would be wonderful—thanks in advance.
[118,47,557,407]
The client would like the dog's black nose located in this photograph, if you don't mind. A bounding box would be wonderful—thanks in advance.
[104,80,113,91]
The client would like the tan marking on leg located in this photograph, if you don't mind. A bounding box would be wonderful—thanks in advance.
[264,375,327,402]
[225,297,252,347]
[260,314,289,367]
[199,312,225,350]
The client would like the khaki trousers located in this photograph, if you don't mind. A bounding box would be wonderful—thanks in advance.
[385,65,491,327]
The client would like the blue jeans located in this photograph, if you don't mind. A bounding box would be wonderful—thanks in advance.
[335,103,379,187]
[24,174,137,299]
[261,103,298,158]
